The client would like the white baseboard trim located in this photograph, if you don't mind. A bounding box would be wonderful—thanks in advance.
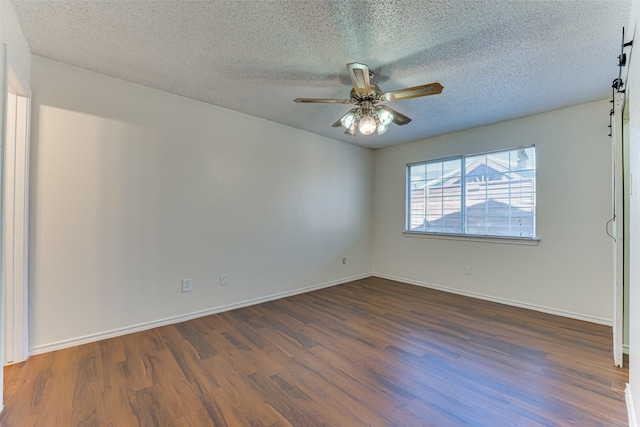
[30,271,613,355]
[29,273,371,356]
[372,273,612,326]
[627,384,638,427]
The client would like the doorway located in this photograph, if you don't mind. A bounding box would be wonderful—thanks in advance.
[3,61,30,365]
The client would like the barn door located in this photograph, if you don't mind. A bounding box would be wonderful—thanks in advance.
[611,91,624,368]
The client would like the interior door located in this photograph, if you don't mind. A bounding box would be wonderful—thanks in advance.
[611,91,624,368]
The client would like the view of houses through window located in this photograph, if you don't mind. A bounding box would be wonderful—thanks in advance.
[407,146,536,238]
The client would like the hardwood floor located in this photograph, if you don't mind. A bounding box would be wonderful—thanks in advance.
[0,277,629,426]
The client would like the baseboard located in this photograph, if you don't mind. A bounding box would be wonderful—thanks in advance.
[29,271,613,355]
[627,384,638,427]
[373,273,612,326]
[624,344,630,355]
[29,273,371,356]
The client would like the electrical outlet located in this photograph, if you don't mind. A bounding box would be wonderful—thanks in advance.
[342,257,347,265]
[182,279,193,293]
[220,274,228,286]
[465,266,472,275]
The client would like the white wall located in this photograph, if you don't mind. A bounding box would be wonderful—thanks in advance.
[28,56,372,353]
[372,100,614,323]
[626,1,640,424]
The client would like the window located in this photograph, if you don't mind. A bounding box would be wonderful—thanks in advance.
[407,146,536,239]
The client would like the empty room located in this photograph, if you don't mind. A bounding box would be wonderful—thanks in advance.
[0,0,638,426]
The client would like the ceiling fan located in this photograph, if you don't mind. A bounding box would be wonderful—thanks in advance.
[294,62,443,137]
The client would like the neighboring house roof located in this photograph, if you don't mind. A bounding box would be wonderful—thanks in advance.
[413,152,534,190]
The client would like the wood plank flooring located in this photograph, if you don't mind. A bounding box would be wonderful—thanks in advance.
[0,277,629,426]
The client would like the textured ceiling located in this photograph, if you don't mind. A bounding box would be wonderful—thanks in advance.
[11,1,631,149]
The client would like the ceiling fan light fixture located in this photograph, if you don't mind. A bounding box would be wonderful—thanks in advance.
[358,114,377,135]
[344,117,358,137]
[340,111,356,129]
[344,125,356,137]
[293,62,443,138]
[377,108,394,126]
[376,122,389,135]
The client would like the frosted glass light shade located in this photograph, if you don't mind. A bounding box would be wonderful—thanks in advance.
[358,115,377,135]
[377,108,393,126]
[345,123,357,137]
[341,111,356,129]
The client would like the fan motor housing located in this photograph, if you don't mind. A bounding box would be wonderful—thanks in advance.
[350,84,382,103]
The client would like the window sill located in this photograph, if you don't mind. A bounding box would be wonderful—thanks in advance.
[403,231,540,246]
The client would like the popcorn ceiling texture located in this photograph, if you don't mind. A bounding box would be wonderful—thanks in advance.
[11,0,631,149]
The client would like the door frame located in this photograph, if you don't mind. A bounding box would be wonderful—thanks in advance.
[2,51,31,365]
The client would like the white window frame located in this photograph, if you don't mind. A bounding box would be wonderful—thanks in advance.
[405,146,538,245]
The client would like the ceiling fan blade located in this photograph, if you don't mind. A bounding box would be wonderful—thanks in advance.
[294,98,353,104]
[347,63,371,95]
[379,82,443,103]
[379,105,412,125]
